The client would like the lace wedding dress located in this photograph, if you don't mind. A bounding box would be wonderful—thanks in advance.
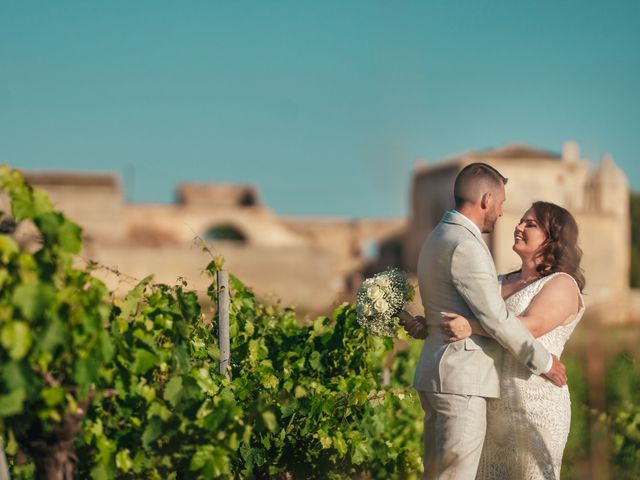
[476,272,585,480]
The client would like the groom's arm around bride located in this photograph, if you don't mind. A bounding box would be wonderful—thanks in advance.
[399,237,567,386]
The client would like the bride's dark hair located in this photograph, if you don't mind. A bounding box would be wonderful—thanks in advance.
[529,201,585,292]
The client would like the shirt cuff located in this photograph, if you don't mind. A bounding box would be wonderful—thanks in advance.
[543,354,553,374]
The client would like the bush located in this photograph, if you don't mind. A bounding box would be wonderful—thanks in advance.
[605,352,640,478]
[0,166,423,479]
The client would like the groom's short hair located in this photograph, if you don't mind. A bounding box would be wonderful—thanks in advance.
[454,162,508,207]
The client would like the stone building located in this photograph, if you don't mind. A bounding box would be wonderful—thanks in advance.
[16,171,404,314]
[404,141,635,323]
[6,140,636,321]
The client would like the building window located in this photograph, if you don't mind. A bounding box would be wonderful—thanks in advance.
[239,191,257,207]
[204,225,247,242]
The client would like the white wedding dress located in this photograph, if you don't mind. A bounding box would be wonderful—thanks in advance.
[476,272,585,480]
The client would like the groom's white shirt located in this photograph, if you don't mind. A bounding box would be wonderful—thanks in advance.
[450,209,553,374]
[413,210,552,396]
[451,209,481,236]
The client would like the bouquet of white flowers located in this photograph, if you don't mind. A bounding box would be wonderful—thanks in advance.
[356,268,415,337]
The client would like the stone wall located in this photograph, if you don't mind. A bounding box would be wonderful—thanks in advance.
[87,241,346,314]
[24,171,126,242]
[16,169,403,314]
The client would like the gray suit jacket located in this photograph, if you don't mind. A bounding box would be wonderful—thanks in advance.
[413,211,551,398]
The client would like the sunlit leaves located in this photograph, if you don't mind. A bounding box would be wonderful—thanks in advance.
[163,377,182,406]
[35,212,82,254]
[117,277,150,323]
[131,348,157,375]
[115,449,134,473]
[11,282,55,321]
[1,321,32,360]
[74,356,99,394]
[190,445,231,478]
[0,166,120,479]
[261,374,279,390]
[38,316,66,354]
[41,387,66,407]
[0,235,19,263]
[141,417,163,447]
[79,267,423,478]
[261,410,278,432]
[9,184,52,221]
[0,388,26,417]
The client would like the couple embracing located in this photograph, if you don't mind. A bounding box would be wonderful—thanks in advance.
[400,162,585,479]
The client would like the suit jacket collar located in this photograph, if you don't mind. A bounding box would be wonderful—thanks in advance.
[442,210,491,254]
[451,209,482,237]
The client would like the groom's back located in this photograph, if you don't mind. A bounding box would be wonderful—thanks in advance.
[417,218,476,327]
[413,212,502,396]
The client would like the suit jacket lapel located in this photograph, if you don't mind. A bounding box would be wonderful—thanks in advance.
[441,211,492,257]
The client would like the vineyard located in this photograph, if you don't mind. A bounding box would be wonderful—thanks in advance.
[0,165,638,479]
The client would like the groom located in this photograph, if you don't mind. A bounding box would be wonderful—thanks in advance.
[399,162,567,479]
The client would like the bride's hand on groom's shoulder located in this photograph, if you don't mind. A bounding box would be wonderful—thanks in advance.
[398,310,428,339]
[440,312,472,342]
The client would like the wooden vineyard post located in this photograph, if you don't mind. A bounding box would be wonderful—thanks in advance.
[218,270,231,380]
[382,366,391,387]
[0,439,9,480]
[587,324,609,480]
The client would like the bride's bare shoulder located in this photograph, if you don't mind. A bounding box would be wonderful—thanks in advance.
[543,272,580,292]
[538,272,582,313]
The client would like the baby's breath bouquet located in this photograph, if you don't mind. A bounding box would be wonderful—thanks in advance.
[356,268,415,337]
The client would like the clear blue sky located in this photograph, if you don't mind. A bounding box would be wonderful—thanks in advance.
[1,1,638,217]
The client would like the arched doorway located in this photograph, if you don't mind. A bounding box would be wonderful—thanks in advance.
[204,224,248,243]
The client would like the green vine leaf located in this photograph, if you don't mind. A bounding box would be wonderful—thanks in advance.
[0,388,26,417]
[12,282,55,321]
[1,321,32,360]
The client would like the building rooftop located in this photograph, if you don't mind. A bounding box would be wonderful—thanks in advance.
[176,182,261,207]
[416,143,565,175]
[22,170,121,189]
[471,144,561,160]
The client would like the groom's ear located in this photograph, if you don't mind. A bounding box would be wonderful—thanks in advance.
[480,191,492,210]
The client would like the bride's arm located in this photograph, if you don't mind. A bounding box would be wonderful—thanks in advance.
[516,274,581,337]
[442,274,581,341]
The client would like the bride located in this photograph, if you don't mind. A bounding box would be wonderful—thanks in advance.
[408,200,585,479]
